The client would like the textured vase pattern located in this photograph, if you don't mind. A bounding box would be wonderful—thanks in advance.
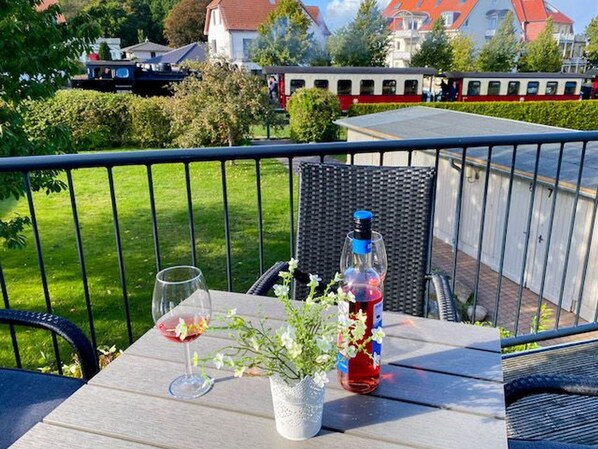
[269,375,325,440]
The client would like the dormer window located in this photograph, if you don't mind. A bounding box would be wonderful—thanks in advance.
[442,12,454,26]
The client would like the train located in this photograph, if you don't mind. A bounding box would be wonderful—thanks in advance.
[263,66,597,111]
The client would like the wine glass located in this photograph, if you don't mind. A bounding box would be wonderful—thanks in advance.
[340,231,387,283]
[152,265,213,399]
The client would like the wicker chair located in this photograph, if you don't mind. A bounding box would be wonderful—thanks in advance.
[248,162,458,321]
[0,309,99,449]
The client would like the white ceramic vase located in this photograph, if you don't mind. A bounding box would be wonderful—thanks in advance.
[269,374,325,440]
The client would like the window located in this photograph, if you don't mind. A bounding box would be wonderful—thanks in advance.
[488,81,501,96]
[467,81,481,96]
[396,41,401,50]
[382,80,397,95]
[210,40,216,54]
[442,12,453,26]
[314,79,329,89]
[507,81,520,95]
[545,81,558,95]
[243,39,253,60]
[290,79,305,93]
[463,18,469,26]
[115,68,130,78]
[404,80,418,94]
[337,79,352,95]
[488,15,497,30]
[150,51,156,58]
[526,81,539,95]
[360,79,375,95]
[564,81,577,95]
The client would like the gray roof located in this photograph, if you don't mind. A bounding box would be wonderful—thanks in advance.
[144,42,206,65]
[122,41,173,53]
[335,106,598,194]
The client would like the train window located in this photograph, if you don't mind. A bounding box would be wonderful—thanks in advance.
[467,81,481,96]
[564,81,577,95]
[545,82,558,95]
[488,81,501,95]
[507,81,520,95]
[382,80,397,95]
[115,68,130,78]
[290,79,305,93]
[337,79,352,95]
[526,81,539,95]
[314,79,329,90]
[360,79,375,95]
[404,80,418,94]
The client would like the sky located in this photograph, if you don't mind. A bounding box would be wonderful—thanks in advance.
[310,0,597,34]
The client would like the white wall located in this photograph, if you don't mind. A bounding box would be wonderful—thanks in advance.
[461,0,523,48]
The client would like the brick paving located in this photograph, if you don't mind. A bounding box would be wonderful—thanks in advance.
[430,238,591,340]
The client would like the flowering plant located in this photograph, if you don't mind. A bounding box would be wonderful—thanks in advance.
[194,259,385,388]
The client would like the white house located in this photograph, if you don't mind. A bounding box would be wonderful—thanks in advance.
[84,38,123,62]
[204,0,330,72]
[121,41,174,62]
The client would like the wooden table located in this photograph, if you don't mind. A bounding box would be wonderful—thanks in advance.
[11,291,507,449]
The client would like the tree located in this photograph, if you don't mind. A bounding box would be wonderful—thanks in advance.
[250,0,316,66]
[171,62,273,147]
[477,11,521,72]
[519,18,561,72]
[585,16,598,66]
[328,0,390,67]
[449,34,477,71]
[59,0,92,19]
[410,18,453,72]
[98,41,113,60]
[164,0,210,47]
[0,0,97,248]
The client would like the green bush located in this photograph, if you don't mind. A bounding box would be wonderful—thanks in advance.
[129,96,173,148]
[287,88,341,142]
[348,100,598,131]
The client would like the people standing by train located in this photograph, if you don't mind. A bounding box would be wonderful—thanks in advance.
[268,75,278,101]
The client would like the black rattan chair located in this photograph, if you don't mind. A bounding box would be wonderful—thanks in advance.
[0,309,99,449]
[248,162,458,321]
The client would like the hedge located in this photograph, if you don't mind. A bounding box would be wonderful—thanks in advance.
[348,100,598,131]
[287,88,341,143]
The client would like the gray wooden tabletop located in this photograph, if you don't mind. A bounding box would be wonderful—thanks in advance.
[11,290,507,449]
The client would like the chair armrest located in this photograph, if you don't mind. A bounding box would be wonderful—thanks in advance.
[246,261,289,296]
[427,272,460,322]
[505,374,598,407]
[0,309,99,380]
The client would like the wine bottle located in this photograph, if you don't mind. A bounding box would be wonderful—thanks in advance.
[338,210,383,394]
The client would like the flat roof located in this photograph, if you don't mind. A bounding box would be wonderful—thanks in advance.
[335,106,598,195]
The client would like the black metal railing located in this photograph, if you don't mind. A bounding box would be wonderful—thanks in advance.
[2,131,598,370]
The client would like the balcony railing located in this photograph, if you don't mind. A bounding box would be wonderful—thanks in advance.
[2,132,598,372]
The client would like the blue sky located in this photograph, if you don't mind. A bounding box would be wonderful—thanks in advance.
[310,0,597,34]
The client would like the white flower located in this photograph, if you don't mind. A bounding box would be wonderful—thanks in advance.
[273,284,289,297]
[352,321,366,340]
[288,342,303,359]
[175,318,188,341]
[313,371,329,388]
[346,291,356,303]
[338,313,354,327]
[308,274,321,288]
[280,326,296,349]
[346,345,357,358]
[372,327,385,344]
[316,336,332,352]
[234,366,246,378]
[316,354,331,364]
[372,353,381,368]
[250,337,260,351]
[213,353,226,369]
[355,309,367,324]
[338,300,349,314]
[226,308,237,318]
[288,257,298,273]
[333,272,343,283]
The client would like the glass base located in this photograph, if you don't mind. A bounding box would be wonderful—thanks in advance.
[168,374,213,399]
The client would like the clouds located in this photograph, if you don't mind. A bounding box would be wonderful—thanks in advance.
[324,0,390,31]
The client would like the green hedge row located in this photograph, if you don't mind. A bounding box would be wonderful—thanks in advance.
[348,101,598,131]
[25,90,174,151]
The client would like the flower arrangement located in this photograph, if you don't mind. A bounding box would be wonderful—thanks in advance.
[194,259,385,388]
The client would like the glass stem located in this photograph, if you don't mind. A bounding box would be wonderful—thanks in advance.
[184,342,193,377]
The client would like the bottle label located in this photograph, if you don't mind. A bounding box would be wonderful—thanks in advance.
[372,300,383,361]
[352,239,372,255]
[337,353,348,374]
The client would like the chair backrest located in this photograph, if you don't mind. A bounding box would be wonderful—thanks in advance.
[295,162,436,316]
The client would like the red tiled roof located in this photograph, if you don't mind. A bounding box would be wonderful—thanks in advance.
[512,0,573,40]
[383,0,478,31]
[205,0,328,34]
[36,0,66,23]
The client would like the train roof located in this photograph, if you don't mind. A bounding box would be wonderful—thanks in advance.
[443,71,586,79]
[263,66,438,76]
[85,60,138,67]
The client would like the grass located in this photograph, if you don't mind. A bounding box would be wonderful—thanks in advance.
[0,159,297,370]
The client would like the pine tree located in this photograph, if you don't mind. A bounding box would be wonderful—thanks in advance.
[519,18,562,72]
[328,0,390,67]
[98,41,112,60]
[477,11,521,72]
[410,18,453,72]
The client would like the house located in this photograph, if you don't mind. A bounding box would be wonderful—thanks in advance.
[36,0,65,23]
[121,41,174,62]
[204,0,330,72]
[85,38,123,62]
[336,106,598,323]
[144,42,207,66]
[384,0,584,72]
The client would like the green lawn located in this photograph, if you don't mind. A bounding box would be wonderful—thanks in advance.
[0,159,296,370]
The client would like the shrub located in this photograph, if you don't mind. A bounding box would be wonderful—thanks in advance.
[287,88,341,143]
[348,100,598,131]
[129,96,173,148]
